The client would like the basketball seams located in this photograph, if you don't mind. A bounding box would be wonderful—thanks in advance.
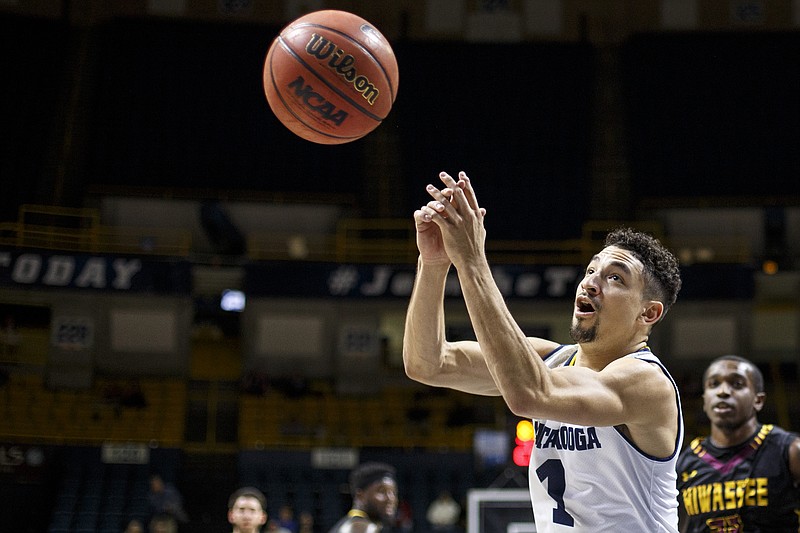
[277,35,385,122]
[266,44,363,142]
[262,9,398,144]
[290,22,398,102]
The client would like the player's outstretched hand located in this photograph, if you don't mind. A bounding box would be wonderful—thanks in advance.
[418,171,487,267]
[413,183,452,266]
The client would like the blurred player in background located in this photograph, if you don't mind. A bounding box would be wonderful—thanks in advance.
[228,487,268,533]
[404,171,683,532]
[677,355,800,532]
[327,462,398,533]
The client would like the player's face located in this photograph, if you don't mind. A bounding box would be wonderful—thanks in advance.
[229,496,267,533]
[570,246,648,344]
[363,477,398,525]
[702,360,764,430]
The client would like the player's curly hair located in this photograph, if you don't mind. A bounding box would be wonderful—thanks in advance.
[604,227,682,319]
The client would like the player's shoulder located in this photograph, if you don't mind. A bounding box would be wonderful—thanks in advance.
[537,341,574,366]
[606,351,671,379]
[345,518,379,533]
[773,426,800,481]
[762,424,800,447]
[678,436,706,458]
[767,423,799,438]
[770,425,800,453]
[530,338,563,359]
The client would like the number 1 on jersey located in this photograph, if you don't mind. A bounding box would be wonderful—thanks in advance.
[536,459,575,527]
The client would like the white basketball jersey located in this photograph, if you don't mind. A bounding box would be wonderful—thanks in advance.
[528,345,682,533]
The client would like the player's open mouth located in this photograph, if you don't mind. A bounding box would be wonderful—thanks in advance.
[712,402,734,413]
[575,297,596,316]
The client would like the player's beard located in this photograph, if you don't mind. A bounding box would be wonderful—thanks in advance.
[709,410,749,432]
[712,418,742,431]
[570,318,598,343]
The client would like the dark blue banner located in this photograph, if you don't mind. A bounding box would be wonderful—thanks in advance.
[245,262,587,300]
[0,251,755,299]
[245,262,756,300]
[0,250,191,293]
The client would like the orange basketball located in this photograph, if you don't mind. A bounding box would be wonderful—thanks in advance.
[263,10,399,145]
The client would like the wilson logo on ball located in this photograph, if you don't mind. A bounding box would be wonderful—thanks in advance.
[304,33,380,105]
[263,9,399,144]
[287,76,349,126]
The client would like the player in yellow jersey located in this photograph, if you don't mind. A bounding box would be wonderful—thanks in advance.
[677,355,800,532]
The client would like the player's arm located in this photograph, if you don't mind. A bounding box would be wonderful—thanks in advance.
[402,256,558,396]
[459,263,677,453]
[459,264,675,428]
[402,257,499,396]
[788,435,800,483]
[404,184,557,395]
[460,261,677,453]
[428,173,677,454]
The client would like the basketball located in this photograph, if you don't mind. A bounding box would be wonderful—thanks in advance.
[262,10,399,145]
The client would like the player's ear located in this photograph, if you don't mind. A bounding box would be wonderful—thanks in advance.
[753,391,766,413]
[641,301,663,326]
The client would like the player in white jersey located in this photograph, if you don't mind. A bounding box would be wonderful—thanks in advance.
[531,346,682,531]
[403,172,683,532]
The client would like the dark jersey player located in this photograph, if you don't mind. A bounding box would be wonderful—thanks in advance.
[677,355,800,532]
[327,462,398,533]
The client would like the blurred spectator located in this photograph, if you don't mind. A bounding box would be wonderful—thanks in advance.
[149,513,175,533]
[123,518,145,533]
[147,474,189,530]
[266,519,291,533]
[297,511,315,533]
[426,491,461,532]
[277,505,298,533]
[105,380,147,414]
[119,380,147,408]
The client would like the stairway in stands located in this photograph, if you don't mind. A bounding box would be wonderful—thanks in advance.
[178,451,239,531]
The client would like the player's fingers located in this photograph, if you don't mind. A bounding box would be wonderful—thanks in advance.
[425,199,451,220]
[425,185,457,216]
[426,184,454,203]
[449,181,474,216]
[458,171,481,211]
[438,171,458,189]
[418,201,449,222]
[435,173,463,212]
[413,209,432,224]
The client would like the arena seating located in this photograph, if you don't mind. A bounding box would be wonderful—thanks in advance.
[46,447,180,533]
[0,373,186,446]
